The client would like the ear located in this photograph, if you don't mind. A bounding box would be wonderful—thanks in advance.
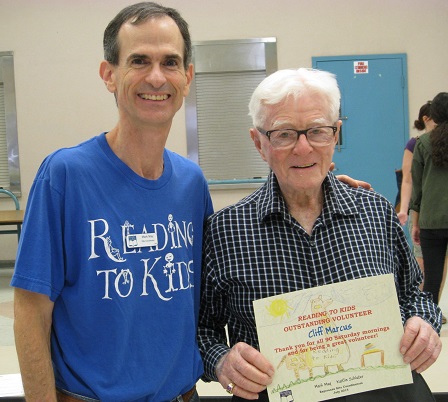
[99,60,116,93]
[182,63,194,97]
[334,120,342,145]
[250,128,268,162]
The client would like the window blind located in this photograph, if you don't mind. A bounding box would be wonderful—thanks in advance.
[186,38,277,187]
[196,71,269,181]
[0,51,21,195]
[0,83,10,188]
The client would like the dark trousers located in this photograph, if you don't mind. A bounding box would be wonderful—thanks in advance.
[231,371,435,402]
[420,228,448,304]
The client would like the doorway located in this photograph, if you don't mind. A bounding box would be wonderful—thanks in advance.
[313,54,408,204]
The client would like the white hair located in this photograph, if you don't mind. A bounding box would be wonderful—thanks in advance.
[248,68,341,128]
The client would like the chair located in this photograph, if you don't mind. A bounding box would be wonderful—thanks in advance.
[0,188,23,241]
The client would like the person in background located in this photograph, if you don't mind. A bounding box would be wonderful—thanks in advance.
[11,3,213,401]
[411,92,448,327]
[397,101,447,324]
[397,101,435,233]
[198,68,442,401]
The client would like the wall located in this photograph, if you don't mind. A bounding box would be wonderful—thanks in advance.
[0,0,447,259]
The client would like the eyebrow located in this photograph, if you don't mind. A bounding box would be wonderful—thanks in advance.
[271,118,329,130]
[126,53,183,64]
[271,120,291,129]
[126,53,147,61]
[312,117,328,125]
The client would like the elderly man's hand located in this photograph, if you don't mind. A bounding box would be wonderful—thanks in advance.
[216,342,274,399]
[400,316,442,373]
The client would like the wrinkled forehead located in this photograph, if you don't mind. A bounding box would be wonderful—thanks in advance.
[263,93,333,127]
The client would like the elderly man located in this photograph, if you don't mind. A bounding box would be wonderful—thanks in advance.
[198,68,442,402]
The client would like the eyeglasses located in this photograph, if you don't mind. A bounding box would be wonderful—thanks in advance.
[258,126,337,148]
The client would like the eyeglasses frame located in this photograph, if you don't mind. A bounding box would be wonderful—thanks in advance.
[257,126,338,147]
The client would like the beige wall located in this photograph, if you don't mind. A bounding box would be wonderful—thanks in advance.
[1,0,447,259]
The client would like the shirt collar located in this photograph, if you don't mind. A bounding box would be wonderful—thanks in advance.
[256,171,286,222]
[322,173,360,220]
[257,171,360,223]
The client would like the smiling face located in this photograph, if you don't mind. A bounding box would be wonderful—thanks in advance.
[100,16,193,131]
[251,93,339,201]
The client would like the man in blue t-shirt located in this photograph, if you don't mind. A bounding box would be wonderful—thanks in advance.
[11,4,372,401]
[11,3,213,401]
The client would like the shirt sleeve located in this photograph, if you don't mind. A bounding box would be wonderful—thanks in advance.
[410,138,424,212]
[11,160,65,301]
[197,219,231,382]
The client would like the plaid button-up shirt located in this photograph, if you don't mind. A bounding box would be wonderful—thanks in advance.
[198,172,441,381]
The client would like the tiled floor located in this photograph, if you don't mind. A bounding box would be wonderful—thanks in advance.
[1,266,447,397]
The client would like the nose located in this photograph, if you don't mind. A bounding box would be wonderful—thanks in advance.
[145,64,167,89]
[292,133,313,154]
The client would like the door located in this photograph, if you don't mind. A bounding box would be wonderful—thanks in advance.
[313,54,408,204]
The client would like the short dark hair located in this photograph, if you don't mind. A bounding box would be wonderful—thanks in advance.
[103,2,192,70]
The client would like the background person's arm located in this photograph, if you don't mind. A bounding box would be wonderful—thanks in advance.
[398,149,413,225]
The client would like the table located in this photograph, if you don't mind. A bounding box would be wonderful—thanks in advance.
[0,209,24,240]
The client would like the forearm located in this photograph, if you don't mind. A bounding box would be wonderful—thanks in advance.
[16,330,56,402]
[412,210,420,227]
[399,179,412,215]
[399,150,413,215]
[198,331,231,381]
[199,251,232,382]
[400,292,442,333]
[397,250,441,332]
[13,288,56,401]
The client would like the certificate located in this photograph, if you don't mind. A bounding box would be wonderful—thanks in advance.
[253,274,412,401]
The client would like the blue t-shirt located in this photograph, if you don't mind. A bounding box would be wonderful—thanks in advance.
[12,133,213,401]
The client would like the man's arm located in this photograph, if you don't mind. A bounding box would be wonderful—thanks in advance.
[336,175,372,190]
[330,163,372,190]
[14,288,56,402]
